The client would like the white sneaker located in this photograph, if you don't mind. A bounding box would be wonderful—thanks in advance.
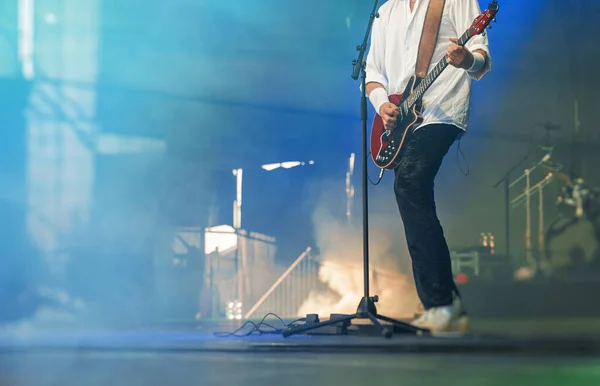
[411,299,469,337]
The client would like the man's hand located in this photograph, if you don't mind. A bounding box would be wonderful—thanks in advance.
[446,38,474,70]
[379,102,399,131]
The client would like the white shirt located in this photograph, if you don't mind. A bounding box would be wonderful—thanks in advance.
[365,0,492,131]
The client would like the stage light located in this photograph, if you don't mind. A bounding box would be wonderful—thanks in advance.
[281,161,301,169]
[456,273,469,284]
[261,163,280,171]
[261,160,314,171]
[226,300,243,320]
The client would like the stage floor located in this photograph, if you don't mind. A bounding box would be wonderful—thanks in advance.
[1,320,599,386]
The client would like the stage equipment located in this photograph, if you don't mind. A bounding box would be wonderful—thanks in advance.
[508,150,555,271]
[169,226,276,319]
[544,179,600,271]
[494,153,528,260]
[346,153,356,224]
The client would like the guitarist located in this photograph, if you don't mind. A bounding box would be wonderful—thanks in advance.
[365,0,491,335]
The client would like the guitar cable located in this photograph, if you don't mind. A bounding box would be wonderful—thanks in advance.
[456,139,470,176]
[367,151,386,185]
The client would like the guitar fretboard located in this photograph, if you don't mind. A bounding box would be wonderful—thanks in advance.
[404,27,475,110]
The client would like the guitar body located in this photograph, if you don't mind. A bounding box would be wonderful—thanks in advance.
[370,75,424,170]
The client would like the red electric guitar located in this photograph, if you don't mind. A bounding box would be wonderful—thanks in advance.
[370,1,499,170]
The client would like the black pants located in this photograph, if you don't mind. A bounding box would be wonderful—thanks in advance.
[394,123,461,309]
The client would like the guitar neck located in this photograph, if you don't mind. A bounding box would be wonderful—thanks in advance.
[406,28,475,108]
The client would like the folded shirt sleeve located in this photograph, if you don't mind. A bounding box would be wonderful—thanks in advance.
[451,0,493,81]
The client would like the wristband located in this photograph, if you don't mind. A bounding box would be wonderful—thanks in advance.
[467,52,486,73]
[368,87,389,114]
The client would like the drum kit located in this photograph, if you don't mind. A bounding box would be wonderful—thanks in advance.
[545,174,600,273]
[508,124,600,276]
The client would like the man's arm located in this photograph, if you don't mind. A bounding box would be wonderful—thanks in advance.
[447,38,489,78]
[366,82,385,97]
[364,7,389,112]
[447,0,492,80]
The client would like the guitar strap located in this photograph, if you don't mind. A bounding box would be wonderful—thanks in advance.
[415,0,446,78]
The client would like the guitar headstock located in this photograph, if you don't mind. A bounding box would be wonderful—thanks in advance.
[468,1,499,38]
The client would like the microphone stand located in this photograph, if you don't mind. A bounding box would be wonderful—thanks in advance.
[493,154,529,259]
[283,0,426,338]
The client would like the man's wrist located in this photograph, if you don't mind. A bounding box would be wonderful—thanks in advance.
[467,52,486,73]
[368,87,389,114]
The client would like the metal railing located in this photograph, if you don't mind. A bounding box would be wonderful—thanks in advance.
[244,247,414,320]
[244,247,319,319]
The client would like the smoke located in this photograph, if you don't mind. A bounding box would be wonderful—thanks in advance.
[298,178,420,319]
